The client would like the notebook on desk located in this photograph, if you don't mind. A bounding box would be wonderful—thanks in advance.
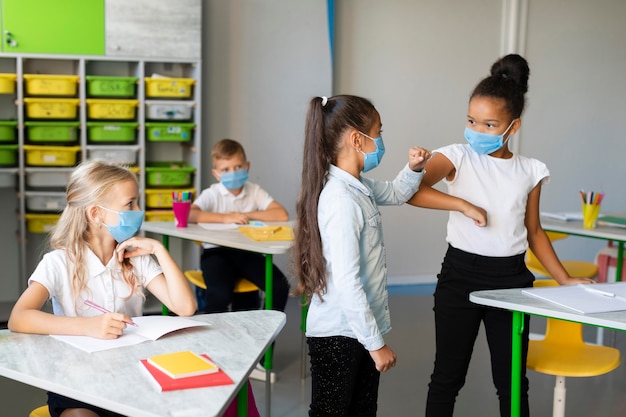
[597,215,626,228]
[522,283,626,314]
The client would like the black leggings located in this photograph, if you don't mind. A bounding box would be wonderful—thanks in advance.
[425,245,534,417]
[308,336,380,417]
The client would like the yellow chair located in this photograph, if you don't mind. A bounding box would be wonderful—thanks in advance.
[526,279,621,417]
[29,406,50,417]
[526,232,598,278]
[184,270,262,308]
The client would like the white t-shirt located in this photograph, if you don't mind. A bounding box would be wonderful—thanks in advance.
[192,181,275,248]
[29,248,162,317]
[436,143,550,257]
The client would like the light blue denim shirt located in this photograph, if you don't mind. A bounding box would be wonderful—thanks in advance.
[306,163,424,351]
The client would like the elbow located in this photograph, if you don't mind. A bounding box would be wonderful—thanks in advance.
[174,300,198,317]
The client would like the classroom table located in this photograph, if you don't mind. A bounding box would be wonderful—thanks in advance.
[469,287,626,417]
[541,216,626,283]
[0,310,286,417]
[541,216,626,344]
[141,221,294,417]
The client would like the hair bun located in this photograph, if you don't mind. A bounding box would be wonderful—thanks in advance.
[490,54,529,94]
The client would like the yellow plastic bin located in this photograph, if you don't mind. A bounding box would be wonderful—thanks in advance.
[23,98,80,119]
[145,210,175,222]
[86,99,138,120]
[25,213,60,233]
[145,188,195,208]
[0,73,17,94]
[145,77,194,98]
[23,74,79,96]
[23,145,81,167]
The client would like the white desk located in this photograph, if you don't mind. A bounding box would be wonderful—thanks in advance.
[0,310,286,417]
[470,288,626,417]
[141,221,295,416]
[541,216,626,282]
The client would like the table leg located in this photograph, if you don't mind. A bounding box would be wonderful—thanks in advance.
[616,241,624,282]
[237,380,248,417]
[510,311,524,417]
[161,235,170,316]
[264,254,273,417]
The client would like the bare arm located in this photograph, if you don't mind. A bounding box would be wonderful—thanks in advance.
[406,153,487,227]
[8,282,131,338]
[525,184,594,285]
[189,200,288,224]
[117,236,197,316]
[244,200,289,222]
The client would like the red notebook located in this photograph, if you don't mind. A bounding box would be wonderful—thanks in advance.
[140,354,233,391]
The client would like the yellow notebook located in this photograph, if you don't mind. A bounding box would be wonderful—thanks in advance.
[238,225,294,241]
[147,350,219,379]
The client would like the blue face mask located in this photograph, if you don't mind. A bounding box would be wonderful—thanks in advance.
[220,169,249,190]
[464,120,515,155]
[359,132,386,173]
[99,206,144,243]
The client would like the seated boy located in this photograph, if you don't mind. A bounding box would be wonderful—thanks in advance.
[188,138,290,313]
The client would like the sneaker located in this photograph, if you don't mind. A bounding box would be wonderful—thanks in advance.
[249,363,277,383]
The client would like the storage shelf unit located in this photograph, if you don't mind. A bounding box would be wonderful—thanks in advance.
[0,53,201,299]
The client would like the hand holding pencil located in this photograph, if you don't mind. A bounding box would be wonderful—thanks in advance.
[84,300,137,339]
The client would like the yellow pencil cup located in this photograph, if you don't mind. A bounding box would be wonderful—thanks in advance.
[582,203,601,229]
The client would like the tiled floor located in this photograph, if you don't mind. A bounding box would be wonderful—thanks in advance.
[4,287,626,416]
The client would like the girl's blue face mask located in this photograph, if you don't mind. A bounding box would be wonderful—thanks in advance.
[464,120,515,155]
[358,132,386,172]
[220,168,249,190]
[98,206,144,243]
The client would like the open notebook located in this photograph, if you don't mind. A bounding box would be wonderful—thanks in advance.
[522,283,626,314]
[50,315,209,353]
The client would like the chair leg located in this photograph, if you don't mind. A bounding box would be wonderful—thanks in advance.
[553,375,566,417]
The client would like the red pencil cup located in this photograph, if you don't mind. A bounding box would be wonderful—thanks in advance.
[172,201,191,228]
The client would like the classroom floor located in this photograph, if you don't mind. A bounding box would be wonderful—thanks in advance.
[3,287,626,416]
[252,286,626,417]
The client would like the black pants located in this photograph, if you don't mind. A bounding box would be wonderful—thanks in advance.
[308,336,380,417]
[200,247,290,313]
[425,245,534,417]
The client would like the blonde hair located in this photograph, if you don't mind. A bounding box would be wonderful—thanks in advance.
[49,160,143,309]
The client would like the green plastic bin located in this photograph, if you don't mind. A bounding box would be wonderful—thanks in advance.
[0,144,18,166]
[87,122,138,143]
[145,162,195,187]
[0,120,17,142]
[145,122,194,142]
[25,122,80,142]
[85,76,138,97]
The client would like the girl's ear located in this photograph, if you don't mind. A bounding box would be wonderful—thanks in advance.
[86,205,101,224]
[508,118,522,137]
[347,128,363,151]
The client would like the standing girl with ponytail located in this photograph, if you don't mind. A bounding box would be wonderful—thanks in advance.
[292,94,432,416]
[408,54,594,417]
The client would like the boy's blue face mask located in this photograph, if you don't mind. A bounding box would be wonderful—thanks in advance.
[98,206,144,243]
[464,120,515,155]
[358,132,386,173]
[220,169,249,190]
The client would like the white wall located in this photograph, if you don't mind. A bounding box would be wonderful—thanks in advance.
[202,1,332,274]
[203,0,626,284]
